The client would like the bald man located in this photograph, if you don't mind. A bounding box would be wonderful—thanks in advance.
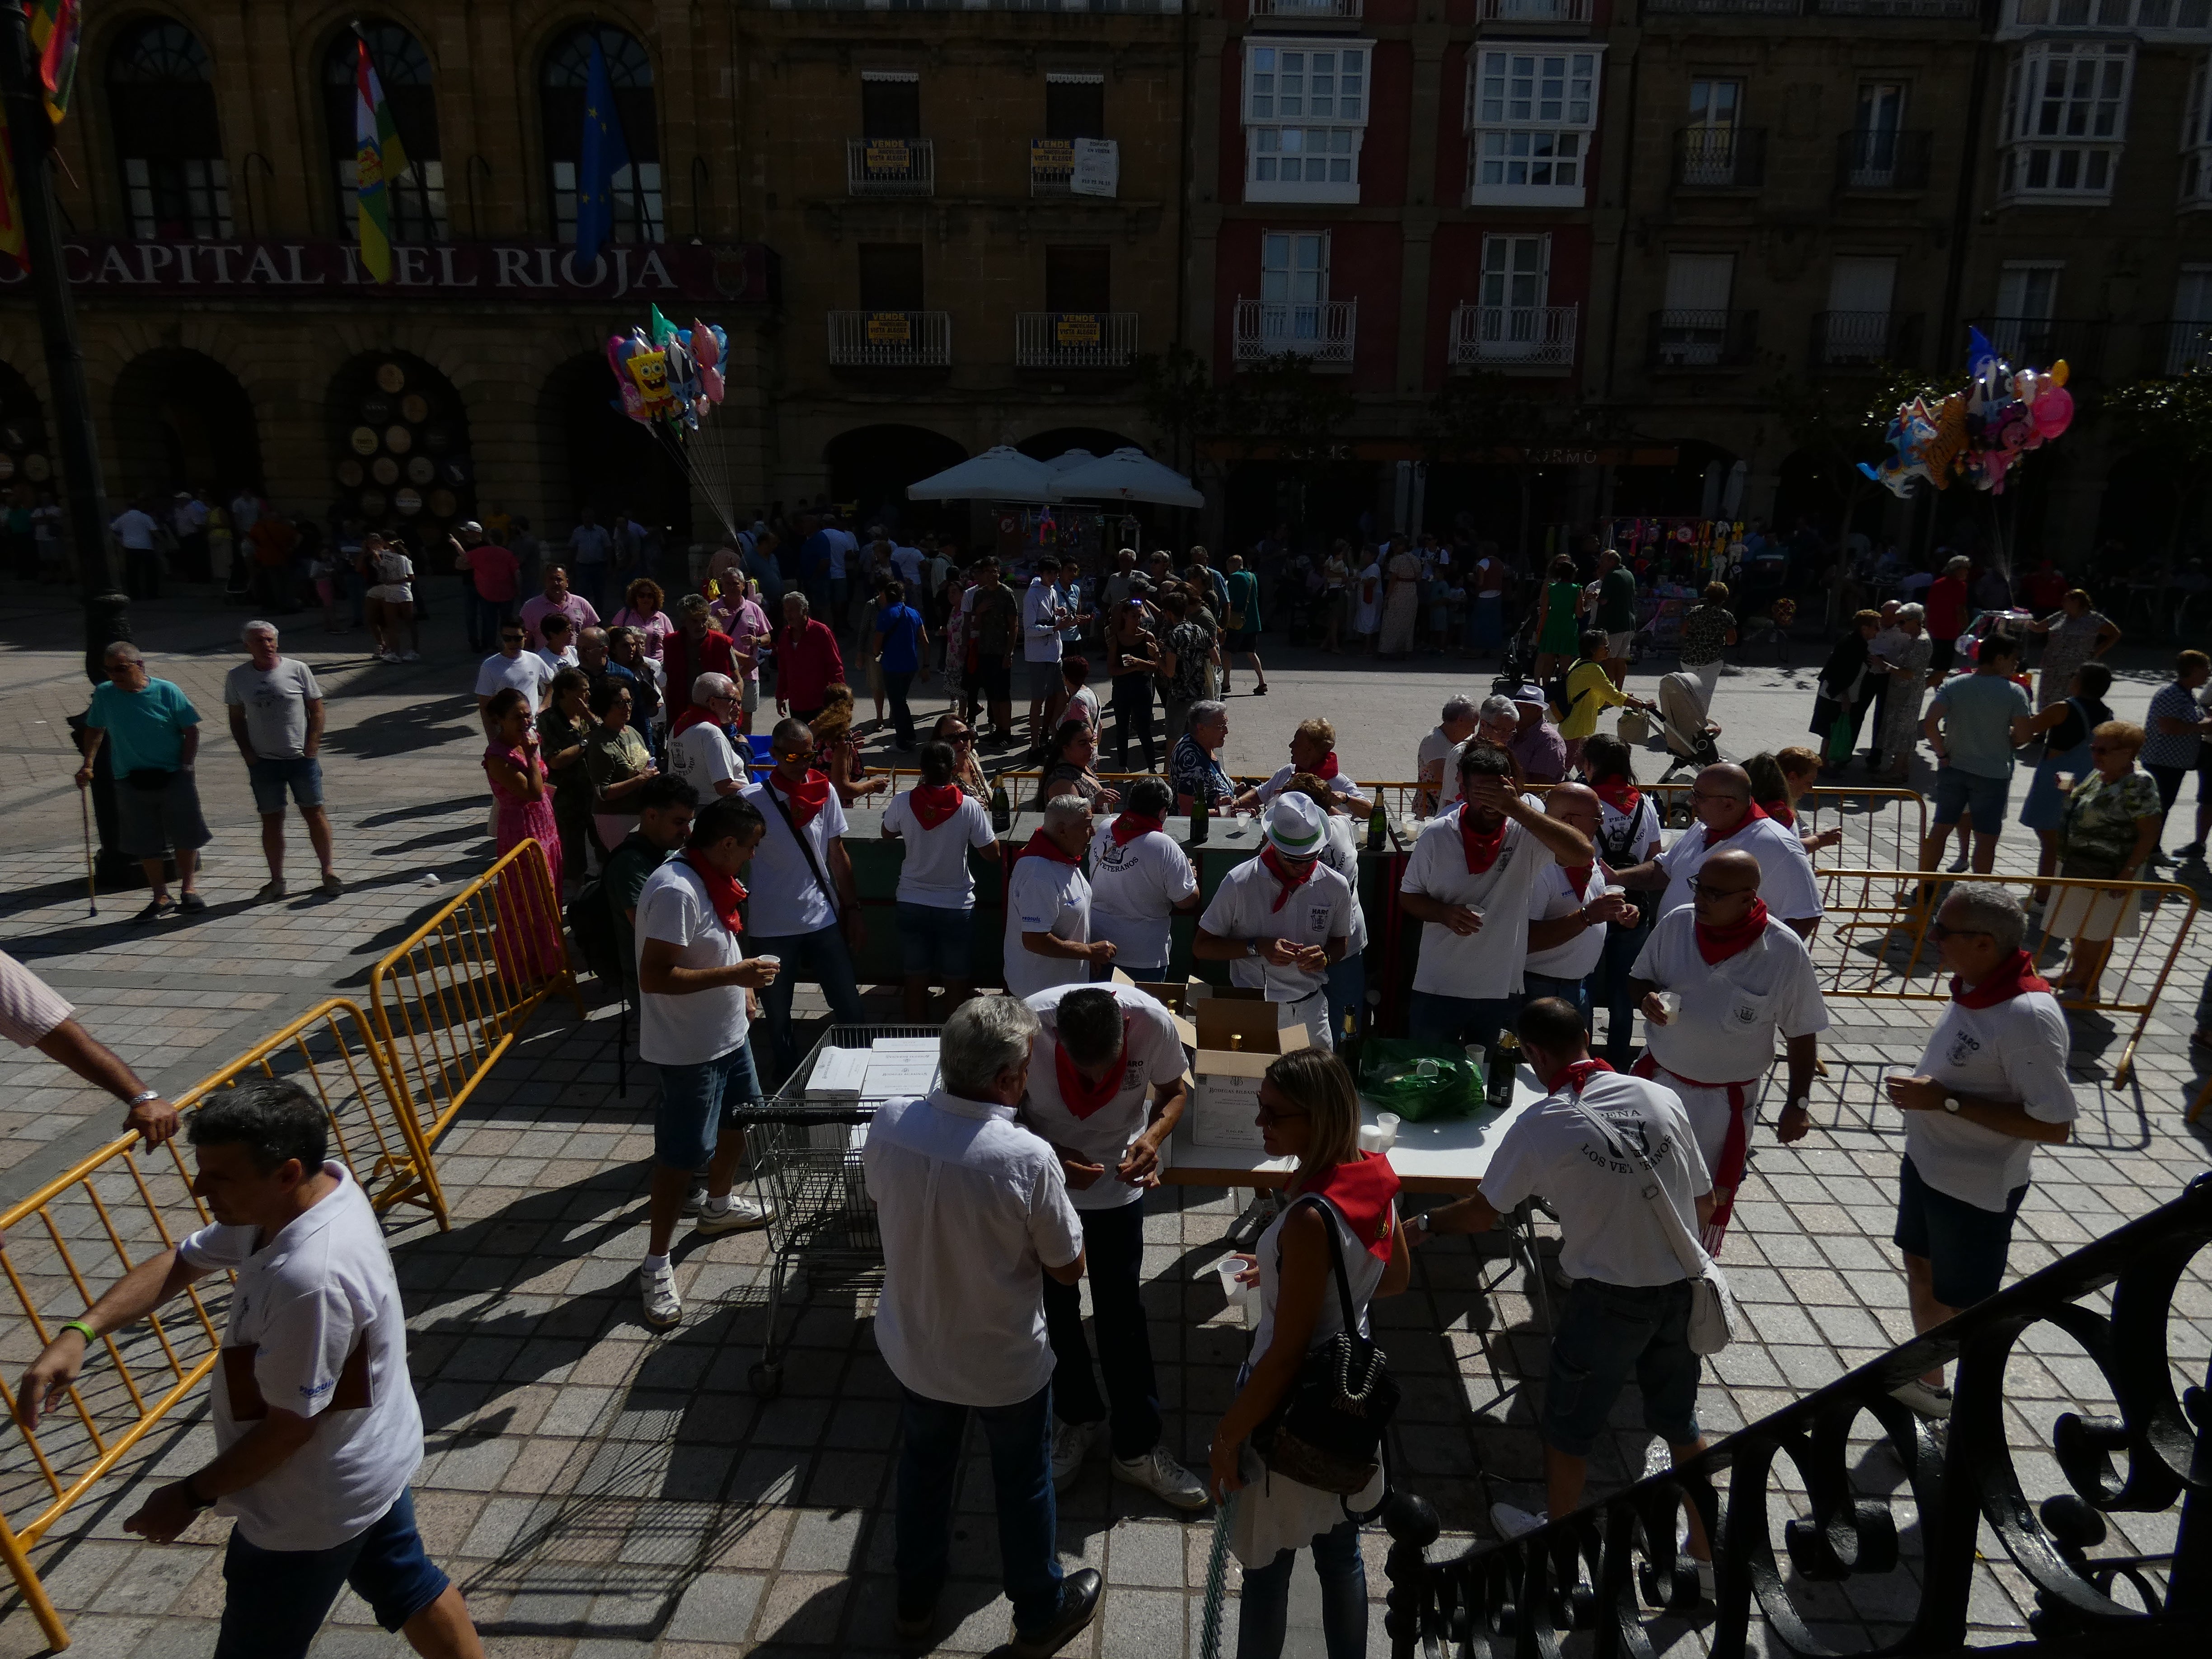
[1610,763,1823,941]
[1520,783,1640,1025]
[1626,848,1828,1252]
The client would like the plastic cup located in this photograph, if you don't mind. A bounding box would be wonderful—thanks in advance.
[1359,1123,1387,1153]
[1376,1112,1401,1151]
[1654,989,1682,1020]
[1215,1257,1247,1305]
[1603,884,1626,900]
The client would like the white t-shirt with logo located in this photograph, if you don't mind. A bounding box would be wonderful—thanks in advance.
[1656,816,1823,925]
[741,780,848,938]
[1906,990,2077,1211]
[1400,812,1556,999]
[1198,857,1355,1003]
[1004,854,1093,999]
[1631,909,1829,1085]
[1088,822,1199,969]
[669,722,747,799]
[1477,1072,1713,1287]
[474,651,557,714]
[885,791,996,909]
[634,860,749,1066]
[1523,862,1609,980]
[1019,983,1191,1211]
[178,1165,423,1551]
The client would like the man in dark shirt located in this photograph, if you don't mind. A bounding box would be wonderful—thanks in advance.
[1595,548,1640,689]
[965,559,1022,747]
[604,777,699,976]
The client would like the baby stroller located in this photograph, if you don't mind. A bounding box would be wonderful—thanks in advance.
[1654,670,1721,789]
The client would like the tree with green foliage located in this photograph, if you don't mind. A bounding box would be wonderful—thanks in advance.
[2104,369,2212,557]
[1756,364,1949,543]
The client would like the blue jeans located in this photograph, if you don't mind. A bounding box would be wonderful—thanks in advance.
[896,1382,1063,1632]
[1522,971,1590,1030]
[1587,917,1651,1065]
[1326,951,1368,1052]
[1406,990,1520,1055]
[1237,1517,1366,1659]
[215,1489,449,1659]
[1933,764,2009,830]
[1042,1198,1160,1459]
[895,902,974,981]
[753,923,866,1079]
[655,1041,762,1171]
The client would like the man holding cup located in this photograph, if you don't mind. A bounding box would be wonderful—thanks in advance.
[1626,848,1828,1252]
[1520,782,1640,1026]
[1194,793,1358,1047]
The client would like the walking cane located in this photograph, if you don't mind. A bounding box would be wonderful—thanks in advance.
[78,780,98,917]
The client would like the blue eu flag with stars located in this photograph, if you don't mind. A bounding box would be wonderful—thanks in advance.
[574,37,631,268]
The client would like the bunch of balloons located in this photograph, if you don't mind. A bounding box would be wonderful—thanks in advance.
[605,305,730,431]
[1860,327,2075,497]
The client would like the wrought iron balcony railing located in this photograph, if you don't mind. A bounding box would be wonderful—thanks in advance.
[827,310,951,368]
[1448,302,1578,371]
[845,136,934,198]
[1233,297,1358,367]
[1675,127,1767,189]
[1810,309,1923,368]
[1648,307,1759,369]
[1836,127,1934,191]
[1015,311,1139,368]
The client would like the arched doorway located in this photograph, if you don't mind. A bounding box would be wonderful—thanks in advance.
[326,351,472,542]
[1017,426,1143,462]
[0,361,52,580]
[110,348,262,520]
[824,423,966,538]
[541,352,693,544]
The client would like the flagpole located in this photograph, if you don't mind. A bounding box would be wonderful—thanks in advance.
[3,0,135,880]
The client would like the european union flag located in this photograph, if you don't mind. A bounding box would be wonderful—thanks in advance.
[574,37,631,268]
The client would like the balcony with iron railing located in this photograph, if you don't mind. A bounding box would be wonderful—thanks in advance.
[827,310,951,369]
[1233,298,1357,368]
[1647,0,1975,11]
[1448,303,1578,373]
[1648,308,1759,369]
[1476,0,1593,20]
[1015,311,1139,370]
[1028,138,1119,198]
[1673,127,1766,189]
[1809,309,1923,369]
[845,137,934,198]
[2156,319,2212,376]
[1247,0,1362,17]
[1835,128,1934,192]
[1968,315,2106,369]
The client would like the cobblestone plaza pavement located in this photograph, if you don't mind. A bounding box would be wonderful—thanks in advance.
[0,588,2208,1657]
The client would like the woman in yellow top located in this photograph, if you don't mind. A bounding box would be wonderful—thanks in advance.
[1558,628,1655,773]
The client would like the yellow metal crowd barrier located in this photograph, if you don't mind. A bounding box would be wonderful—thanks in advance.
[1806,867,2200,1087]
[368,837,582,1156]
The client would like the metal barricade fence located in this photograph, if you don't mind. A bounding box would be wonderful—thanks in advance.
[0,1134,226,1651]
[367,838,582,1156]
[1805,867,2200,1087]
[173,998,447,1231]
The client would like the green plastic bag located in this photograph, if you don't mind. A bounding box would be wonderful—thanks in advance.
[1356,1039,1481,1123]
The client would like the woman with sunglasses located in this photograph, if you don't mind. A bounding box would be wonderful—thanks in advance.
[933,713,992,803]
[2047,720,2162,1004]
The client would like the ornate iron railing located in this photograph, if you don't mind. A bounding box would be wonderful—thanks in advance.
[1380,1174,2212,1656]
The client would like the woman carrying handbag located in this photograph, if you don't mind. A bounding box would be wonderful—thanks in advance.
[1209,1050,1411,1659]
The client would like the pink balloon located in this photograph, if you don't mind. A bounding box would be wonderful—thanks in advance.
[2034,384,2075,440]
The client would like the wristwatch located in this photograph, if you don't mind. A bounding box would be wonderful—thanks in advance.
[1942,1094,1963,1114]
[123,1088,162,1108]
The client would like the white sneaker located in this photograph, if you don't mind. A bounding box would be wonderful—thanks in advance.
[399,650,421,662]
[1111,1445,1210,1511]
[1051,1418,1102,1490]
[1890,1378,1954,1419]
[639,1264,681,1328]
[1489,1501,1548,1540]
[693,1195,773,1236]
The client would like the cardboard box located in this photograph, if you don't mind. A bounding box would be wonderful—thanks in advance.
[1113,970,1201,1047]
[1187,995,1317,1150]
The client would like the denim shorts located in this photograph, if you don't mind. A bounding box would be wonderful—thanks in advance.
[655,1042,762,1171]
[1933,765,2010,829]
[896,901,974,979]
[1028,660,1062,698]
[1893,1155,2027,1308]
[216,1488,447,1659]
[1540,1277,1701,1458]
[248,755,324,814]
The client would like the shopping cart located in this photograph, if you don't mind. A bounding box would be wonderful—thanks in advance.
[733,1023,940,1399]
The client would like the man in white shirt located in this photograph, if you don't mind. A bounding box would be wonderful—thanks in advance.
[1882,884,2075,1419]
[474,619,558,728]
[1022,554,1069,750]
[1399,744,1593,1056]
[225,621,342,902]
[1610,763,1824,939]
[1416,695,1480,815]
[1627,848,1827,1252]
[1005,796,1112,998]
[535,612,583,672]
[1520,783,1637,1022]
[15,1081,485,1655]
[633,795,782,1327]
[743,718,867,1080]
[1022,985,1206,1509]
[891,539,925,588]
[1407,998,1715,1580]
[1194,792,1356,1046]
[882,741,1003,1017]
[1237,716,1374,814]
[668,674,749,800]
[862,997,1102,1657]
[1088,778,1200,981]
[111,497,164,599]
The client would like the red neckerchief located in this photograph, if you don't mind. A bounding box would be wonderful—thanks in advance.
[1696,897,1770,964]
[1458,810,1507,874]
[1760,797,1795,829]
[908,783,963,831]
[670,705,717,741]
[768,768,831,829]
[1560,861,1595,898]
[1111,811,1164,846]
[1053,1018,1133,1120]
[1701,800,1770,847]
[1258,844,1315,911]
[1298,1152,1401,1262]
[1314,750,1341,782]
[1592,778,1641,818]
[1544,1056,1616,1095]
[1953,948,2052,1009]
[679,848,746,935]
[1012,828,1081,870]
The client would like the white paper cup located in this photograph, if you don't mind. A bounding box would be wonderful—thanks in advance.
[1376,1112,1401,1151]
[1603,884,1626,900]
[1654,989,1682,1020]
[1359,1123,1387,1153]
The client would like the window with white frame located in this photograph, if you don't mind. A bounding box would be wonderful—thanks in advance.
[1480,235,1549,313]
[2184,55,2212,203]
[1261,230,1330,306]
[1243,40,1371,204]
[1999,41,2133,201]
[1465,48,1602,207]
[2003,0,2212,32]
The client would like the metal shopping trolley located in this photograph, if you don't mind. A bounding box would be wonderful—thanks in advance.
[733,1023,941,1399]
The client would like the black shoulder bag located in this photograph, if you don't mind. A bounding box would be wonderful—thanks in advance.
[762,786,843,923]
[1251,1195,1400,1496]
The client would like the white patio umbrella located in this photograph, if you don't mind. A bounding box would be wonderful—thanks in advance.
[1040,448,1098,476]
[1048,446,1204,508]
[905,445,1056,503]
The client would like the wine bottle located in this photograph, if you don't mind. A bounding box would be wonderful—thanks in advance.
[1487,1031,1520,1109]
[990,775,1011,834]
[1189,784,1210,845]
[1365,797,1387,852]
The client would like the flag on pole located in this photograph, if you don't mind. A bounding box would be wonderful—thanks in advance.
[29,0,79,125]
[353,36,408,285]
[573,38,631,269]
[0,133,26,268]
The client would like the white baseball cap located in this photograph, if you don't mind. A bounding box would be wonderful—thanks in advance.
[1263,792,1327,859]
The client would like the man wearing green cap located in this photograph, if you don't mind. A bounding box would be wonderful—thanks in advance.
[1193,792,1354,1048]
